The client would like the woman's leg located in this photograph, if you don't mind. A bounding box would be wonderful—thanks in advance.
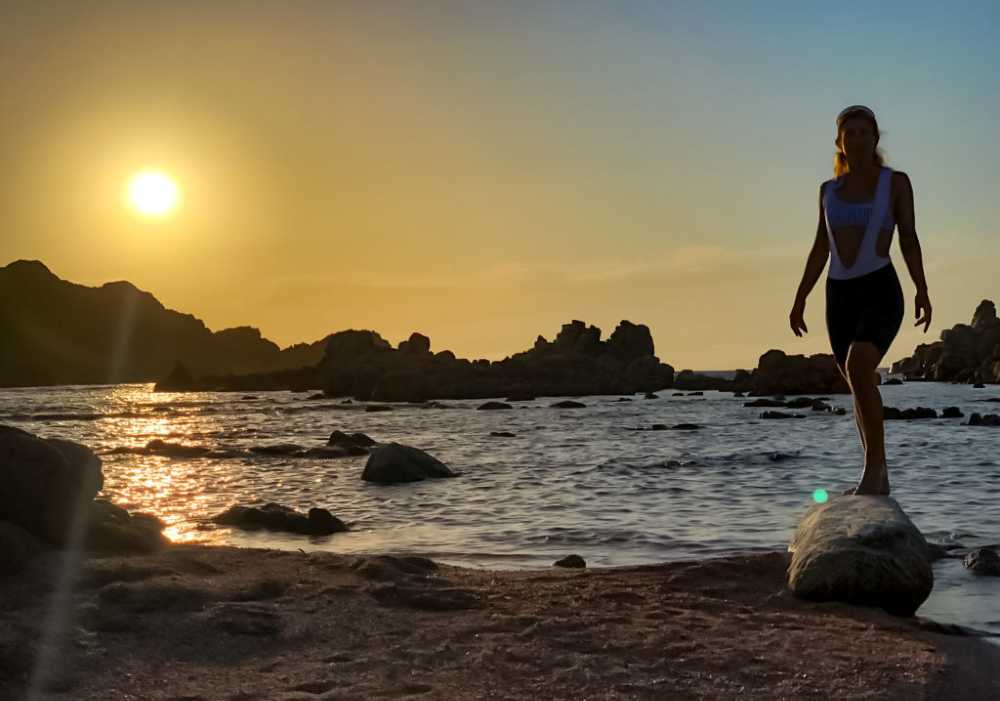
[845,341,889,495]
[837,362,868,456]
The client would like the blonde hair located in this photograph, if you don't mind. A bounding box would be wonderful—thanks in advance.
[833,114,888,177]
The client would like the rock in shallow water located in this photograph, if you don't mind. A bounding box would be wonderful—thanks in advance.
[963,548,1000,576]
[84,500,169,553]
[554,554,586,568]
[211,503,348,535]
[361,443,458,484]
[787,496,933,616]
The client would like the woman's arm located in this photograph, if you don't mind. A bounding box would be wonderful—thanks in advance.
[794,183,831,305]
[893,171,932,331]
[790,183,830,336]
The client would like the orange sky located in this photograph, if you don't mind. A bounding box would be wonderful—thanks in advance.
[2,2,996,369]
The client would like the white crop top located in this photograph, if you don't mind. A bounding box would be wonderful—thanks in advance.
[822,166,894,280]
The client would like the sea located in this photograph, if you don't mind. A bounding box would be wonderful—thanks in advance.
[1,376,998,641]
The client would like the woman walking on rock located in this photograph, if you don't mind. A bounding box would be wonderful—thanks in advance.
[789,105,932,495]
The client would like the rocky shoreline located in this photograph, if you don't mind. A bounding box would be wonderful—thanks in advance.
[2,544,999,700]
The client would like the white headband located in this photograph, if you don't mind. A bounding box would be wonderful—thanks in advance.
[837,105,876,127]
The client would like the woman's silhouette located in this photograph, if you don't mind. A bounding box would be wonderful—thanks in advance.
[790,105,932,496]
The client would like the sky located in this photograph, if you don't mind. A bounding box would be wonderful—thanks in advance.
[2,1,998,370]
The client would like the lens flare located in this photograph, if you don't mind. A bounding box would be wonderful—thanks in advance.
[812,489,829,504]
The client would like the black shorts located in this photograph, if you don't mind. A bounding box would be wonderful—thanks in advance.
[825,262,904,370]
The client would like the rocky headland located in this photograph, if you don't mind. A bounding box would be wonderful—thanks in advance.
[0,260,330,387]
[891,299,1000,383]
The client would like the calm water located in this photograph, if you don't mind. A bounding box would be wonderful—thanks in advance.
[2,381,998,639]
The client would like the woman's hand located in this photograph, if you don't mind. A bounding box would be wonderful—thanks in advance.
[789,298,808,336]
[915,289,932,332]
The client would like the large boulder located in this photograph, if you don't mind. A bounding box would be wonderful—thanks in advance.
[787,496,933,616]
[361,443,458,484]
[0,425,103,545]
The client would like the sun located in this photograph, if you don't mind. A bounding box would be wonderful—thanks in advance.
[127,170,181,217]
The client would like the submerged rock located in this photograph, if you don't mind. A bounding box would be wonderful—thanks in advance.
[883,406,937,420]
[211,503,347,535]
[760,411,804,419]
[963,548,1000,576]
[327,430,376,452]
[361,443,459,484]
[969,413,1000,426]
[550,400,586,408]
[477,401,513,410]
[787,496,933,616]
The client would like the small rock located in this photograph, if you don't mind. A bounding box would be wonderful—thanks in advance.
[671,423,701,430]
[489,431,516,438]
[327,430,376,450]
[941,406,964,418]
[963,548,1000,576]
[745,399,787,408]
[554,554,586,568]
[760,411,804,419]
[550,400,586,408]
[477,401,513,410]
[969,413,1000,426]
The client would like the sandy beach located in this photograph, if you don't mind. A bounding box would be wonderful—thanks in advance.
[2,545,997,700]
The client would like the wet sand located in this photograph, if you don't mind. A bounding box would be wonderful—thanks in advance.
[1,545,997,700]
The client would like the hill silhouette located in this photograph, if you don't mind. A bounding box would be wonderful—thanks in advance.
[0,260,329,387]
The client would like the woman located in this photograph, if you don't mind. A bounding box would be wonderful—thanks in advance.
[789,105,932,496]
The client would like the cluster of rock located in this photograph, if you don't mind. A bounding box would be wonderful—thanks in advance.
[316,320,675,401]
[155,320,674,398]
[0,425,168,575]
[671,350,852,396]
[891,299,1000,383]
[746,396,847,418]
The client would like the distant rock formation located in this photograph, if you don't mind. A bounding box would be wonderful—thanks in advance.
[316,319,675,401]
[0,259,329,387]
[673,369,752,391]
[668,351,849,396]
[891,299,1000,383]
[749,350,851,395]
